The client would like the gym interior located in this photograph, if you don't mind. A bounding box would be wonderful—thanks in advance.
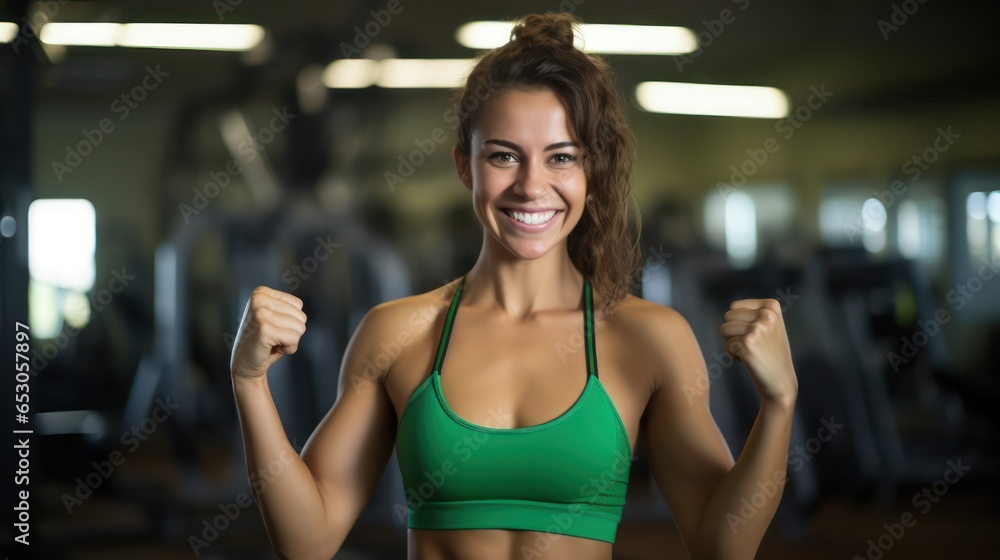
[1,0,998,558]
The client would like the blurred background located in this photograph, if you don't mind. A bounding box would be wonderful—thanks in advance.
[1,0,998,558]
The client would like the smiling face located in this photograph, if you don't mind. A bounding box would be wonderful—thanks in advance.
[454,87,588,261]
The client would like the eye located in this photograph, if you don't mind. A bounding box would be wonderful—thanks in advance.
[487,151,518,166]
[550,153,578,165]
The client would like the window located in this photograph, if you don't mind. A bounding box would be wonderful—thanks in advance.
[966,190,1000,265]
[704,182,795,268]
[819,182,879,251]
[27,199,97,339]
[948,168,1000,320]
[819,179,945,264]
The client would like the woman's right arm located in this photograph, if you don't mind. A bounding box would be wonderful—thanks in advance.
[230,286,399,559]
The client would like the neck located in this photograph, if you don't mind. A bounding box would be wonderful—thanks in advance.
[463,235,584,320]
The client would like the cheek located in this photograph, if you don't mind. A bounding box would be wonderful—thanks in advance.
[472,183,498,225]
[561,172,588,207]
[564,177,588,228]
[473,170,505,206]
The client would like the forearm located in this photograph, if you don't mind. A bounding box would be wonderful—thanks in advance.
[233,375,337,559]
[693,397,796,560]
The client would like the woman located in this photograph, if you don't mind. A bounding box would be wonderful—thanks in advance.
[230,12,798,560]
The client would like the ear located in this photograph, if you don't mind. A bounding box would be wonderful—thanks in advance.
[453,145,473,192]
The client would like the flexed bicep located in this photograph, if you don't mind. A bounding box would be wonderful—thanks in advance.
[639,306,734,558]
[299,302,401,553]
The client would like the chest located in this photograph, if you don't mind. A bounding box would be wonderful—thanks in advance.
[383,311,648,456]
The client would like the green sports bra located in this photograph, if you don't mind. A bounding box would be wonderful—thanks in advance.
[395,274,633,543]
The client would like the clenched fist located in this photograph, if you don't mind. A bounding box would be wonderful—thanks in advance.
[231,286,308,380]
[720,299,798,406]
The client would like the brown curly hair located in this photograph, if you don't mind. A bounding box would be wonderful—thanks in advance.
[453,12,644,319]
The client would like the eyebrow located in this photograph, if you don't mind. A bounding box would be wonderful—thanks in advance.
[484,139,580,151]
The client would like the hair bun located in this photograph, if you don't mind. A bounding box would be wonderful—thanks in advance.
[510,12,578,49]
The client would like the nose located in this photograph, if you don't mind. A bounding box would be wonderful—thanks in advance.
[511,156,549,200]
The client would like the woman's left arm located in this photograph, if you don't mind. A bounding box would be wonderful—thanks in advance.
[640,299,798,560]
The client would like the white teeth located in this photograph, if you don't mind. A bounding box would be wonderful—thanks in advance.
[505,209,556,225]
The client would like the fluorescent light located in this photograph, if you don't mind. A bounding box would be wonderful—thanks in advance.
[456,21,515,49]
[377,59,476,88]
[39,22,264,50]
[323,58,476,89]
[577,24,696,54]
[119,23,264,51]
[322,59,380,88]
[635,81,790,118]
[40,22,120,47]
[0,22,18,43]
[456,21,697,55]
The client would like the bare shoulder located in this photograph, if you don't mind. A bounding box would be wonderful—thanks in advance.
[364,279,460,327]
[601,293,694,344]
[602,293,705,393]
[345,279,462,378]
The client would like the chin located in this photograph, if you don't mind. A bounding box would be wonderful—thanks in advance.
[499,238,562,261]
